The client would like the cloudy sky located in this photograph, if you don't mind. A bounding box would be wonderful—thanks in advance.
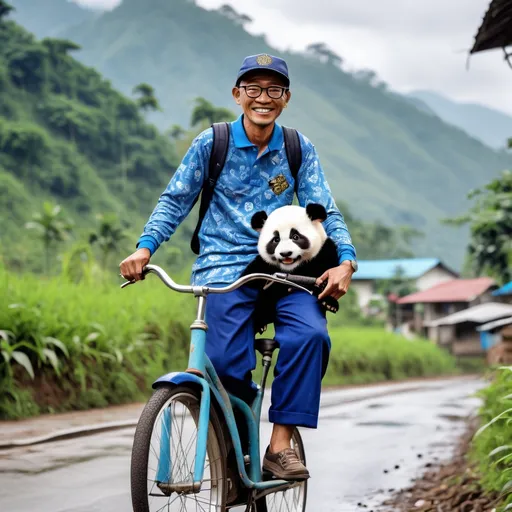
[75,0,512,115]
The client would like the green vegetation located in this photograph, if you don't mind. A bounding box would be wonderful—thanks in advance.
[0,12,180,272]
[14,0,512,267]
[323,327,457,386]
[0,264,195,419]
[445,170,512,284]
[0,266,458,420]
[472,367,512,510]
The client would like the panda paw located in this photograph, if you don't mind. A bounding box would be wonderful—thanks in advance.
[312,282,339,314]
[320,296,339,314]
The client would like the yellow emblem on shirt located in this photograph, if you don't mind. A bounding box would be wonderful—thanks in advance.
[268,174,289,195]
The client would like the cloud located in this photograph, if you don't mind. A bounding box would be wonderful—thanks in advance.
[196,0,512,115]
[74,0,512,115]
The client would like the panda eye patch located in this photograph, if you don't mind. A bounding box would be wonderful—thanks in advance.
[272,231,280,244]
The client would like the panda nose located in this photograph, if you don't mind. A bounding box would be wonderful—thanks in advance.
[280,251,293,258]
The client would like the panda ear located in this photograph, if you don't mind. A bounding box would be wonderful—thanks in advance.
[306,203,327,223]
[251,211,268,231]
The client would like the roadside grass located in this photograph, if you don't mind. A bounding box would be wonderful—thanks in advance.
[2,268,458,419]
[471,366,512,510]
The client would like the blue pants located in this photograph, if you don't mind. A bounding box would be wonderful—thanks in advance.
[205,285,331,428]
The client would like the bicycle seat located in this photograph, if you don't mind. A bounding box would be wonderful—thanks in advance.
[254,338,279,356]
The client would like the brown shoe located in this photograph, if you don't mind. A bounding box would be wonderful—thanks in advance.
[262,447,310,481]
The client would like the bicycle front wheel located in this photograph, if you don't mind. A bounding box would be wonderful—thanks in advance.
[131,385,227,511]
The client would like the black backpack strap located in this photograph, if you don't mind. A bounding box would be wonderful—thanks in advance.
[190,122,230,254]
[282,127,302,192]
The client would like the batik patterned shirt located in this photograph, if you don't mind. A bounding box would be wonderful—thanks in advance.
[137,115,356,286]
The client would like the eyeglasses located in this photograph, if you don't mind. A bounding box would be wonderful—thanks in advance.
[239,85,289,99]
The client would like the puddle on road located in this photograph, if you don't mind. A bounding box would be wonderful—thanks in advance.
[356,421,411,428]
[0,445,131,475]
[437,414,466,422]
[440,402,465,409]
[367,403,387,409]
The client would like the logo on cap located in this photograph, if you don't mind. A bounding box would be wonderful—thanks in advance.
[256,54,273,66]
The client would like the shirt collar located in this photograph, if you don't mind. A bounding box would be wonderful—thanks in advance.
[231,114,284,152]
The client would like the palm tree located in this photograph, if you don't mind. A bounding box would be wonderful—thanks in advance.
[190,97,235,127]
[132,83,161,113]
[89,213,129,269]
[25,202,73,275]
[167,124,186,140]
[0,1,14,21]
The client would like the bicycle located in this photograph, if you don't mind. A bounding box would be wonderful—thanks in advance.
[122,264,318,511]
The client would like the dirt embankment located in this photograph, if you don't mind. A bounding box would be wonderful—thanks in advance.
[381,420,500,512]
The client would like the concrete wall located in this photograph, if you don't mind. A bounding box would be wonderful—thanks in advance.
[351,280,374,309]
[416,266,456,291]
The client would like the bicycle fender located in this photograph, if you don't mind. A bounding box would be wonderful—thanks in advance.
[152,371,203,389]
[152,371,211,483]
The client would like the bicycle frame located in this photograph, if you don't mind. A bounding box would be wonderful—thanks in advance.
[122,265,313,497]
[152,316,288,493]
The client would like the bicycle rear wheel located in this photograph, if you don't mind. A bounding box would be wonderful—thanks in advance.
[256,428,307,512]
[131,385,227,511]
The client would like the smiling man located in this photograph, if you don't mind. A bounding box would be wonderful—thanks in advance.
[120,53,357,480]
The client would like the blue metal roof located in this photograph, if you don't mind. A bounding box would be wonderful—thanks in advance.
[353,258,446,280]
[492,281,512,296]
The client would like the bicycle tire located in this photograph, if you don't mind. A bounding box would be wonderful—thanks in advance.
[255,428,308,512]
[131,385,228,511]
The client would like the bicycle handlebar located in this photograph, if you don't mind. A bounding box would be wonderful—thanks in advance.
[120,264,316,296]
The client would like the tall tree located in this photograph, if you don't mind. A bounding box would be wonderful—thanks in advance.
[132,83,161,113]
[444,170,512,283]
[218,4,252,26]
[306,42,343,67]
[25,202,73,275]
[0,0,14,21]
[88,213,129,269]
[190,97,235,127]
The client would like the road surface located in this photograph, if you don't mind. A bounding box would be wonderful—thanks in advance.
[0,376,484,511]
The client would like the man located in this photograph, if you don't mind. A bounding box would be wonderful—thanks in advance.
[120,53,357,480]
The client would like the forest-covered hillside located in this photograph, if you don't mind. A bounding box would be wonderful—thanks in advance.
[0,5,424,274]
[11,0,512,268]
[0,9,181,270]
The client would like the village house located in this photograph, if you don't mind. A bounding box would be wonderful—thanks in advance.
[395,277,497,334]
[351,258,458,312]
[423,302,512,356]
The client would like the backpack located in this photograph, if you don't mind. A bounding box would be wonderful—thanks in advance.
[190,122,302,254]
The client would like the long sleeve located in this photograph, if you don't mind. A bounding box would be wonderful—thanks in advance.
[136,130,213,254]
[296,142,357,264]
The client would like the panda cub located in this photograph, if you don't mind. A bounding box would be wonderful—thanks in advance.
[242,202,340,333]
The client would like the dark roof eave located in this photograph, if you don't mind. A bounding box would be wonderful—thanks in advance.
[470,0,512,54]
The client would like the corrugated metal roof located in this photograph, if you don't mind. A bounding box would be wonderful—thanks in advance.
[424,303,512,327]
[352,258,456,281]
[397,277,496,304]
[477,316,512,332]
[470,0,512,54]
[493,281,512,296]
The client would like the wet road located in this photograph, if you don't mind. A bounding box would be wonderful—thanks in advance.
[0,376,484,511]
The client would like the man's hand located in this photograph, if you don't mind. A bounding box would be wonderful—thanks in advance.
[119,248,151,282]
[316,261,354,300]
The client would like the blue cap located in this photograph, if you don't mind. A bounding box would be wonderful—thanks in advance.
[236,54,290,86]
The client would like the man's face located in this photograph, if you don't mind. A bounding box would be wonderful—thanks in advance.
[232,72,291,128]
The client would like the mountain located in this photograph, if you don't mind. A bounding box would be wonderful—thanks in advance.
[409,90,512,149]
[10,0,96,37]
[7,0,512,269]
[0,13,184,271]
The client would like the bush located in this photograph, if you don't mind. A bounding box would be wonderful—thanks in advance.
[323,327,457,386]
[0,265,194,419]
[471,367,512,510]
